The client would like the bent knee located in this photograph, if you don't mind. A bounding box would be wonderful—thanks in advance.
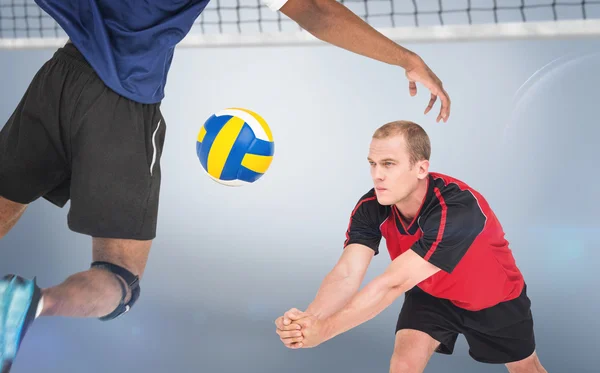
[91,261,143,321]
[505,351,546,373]
[390,355,423,373]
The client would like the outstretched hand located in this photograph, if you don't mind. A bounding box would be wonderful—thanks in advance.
[275,308,307,349]
[275,308,329,349]
[405,56,451,123]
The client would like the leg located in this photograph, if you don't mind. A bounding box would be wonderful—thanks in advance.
[0,196,27,239]
[462,283,538,366]
[39,237,151,318]
[505,351,547,373]
[0,237,150,373]
[0,47,82,373]
[392,287,463,373]
[37,44,166,317]
[389,329,440,373]
[0,44,166,372]
[0,52,74,241]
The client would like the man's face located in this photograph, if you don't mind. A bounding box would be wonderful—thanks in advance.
[368,135,428,205]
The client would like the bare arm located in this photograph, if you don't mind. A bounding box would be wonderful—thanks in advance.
[295,249,441,347]
[275,244,373,348]
[279,0,450,122]
[304,244,374,319]
[281,0,415,67]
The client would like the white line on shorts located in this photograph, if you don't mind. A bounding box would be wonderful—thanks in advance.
[150,119,161,176]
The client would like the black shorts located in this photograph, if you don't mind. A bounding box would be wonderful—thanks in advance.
[0,43,166,240]
[396,284,536,364]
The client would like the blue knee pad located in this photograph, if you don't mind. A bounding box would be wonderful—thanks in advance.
[91,261,141,321]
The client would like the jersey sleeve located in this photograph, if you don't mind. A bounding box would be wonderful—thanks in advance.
[262,0,289,11]
[410,189,486,273]
[343,190,388,255]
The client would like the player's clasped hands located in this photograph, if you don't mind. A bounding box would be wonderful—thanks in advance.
[274,308,325,349]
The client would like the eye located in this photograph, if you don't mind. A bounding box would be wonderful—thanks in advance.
[383,161,393,167]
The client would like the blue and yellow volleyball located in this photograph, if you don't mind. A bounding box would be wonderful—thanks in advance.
[196,108,274,186]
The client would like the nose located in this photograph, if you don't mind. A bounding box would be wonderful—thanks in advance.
[372,165,384,181]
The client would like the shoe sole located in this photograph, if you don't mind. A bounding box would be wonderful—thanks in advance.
[0,275,40,373]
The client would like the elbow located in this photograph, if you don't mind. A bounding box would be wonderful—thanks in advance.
[333,261,352,279]
[331,263,361,288]
[374,273,408,299]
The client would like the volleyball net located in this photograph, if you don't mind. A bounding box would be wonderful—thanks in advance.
[1,0,599,48]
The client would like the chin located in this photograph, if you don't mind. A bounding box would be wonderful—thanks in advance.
[375,193,395,206]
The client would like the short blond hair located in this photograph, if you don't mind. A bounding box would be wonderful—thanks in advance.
[372,120,431,165]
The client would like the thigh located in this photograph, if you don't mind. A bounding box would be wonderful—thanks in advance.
[0,196,27,237]
[462,284,536,364]
[0,55,74,206]
[67,83,167,240]
[505,350,545,373]
[396,286,462,356]
[390,329,440,373]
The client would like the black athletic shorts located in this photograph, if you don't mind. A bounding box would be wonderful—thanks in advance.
[396,283,536,364]
[0,42,166,240]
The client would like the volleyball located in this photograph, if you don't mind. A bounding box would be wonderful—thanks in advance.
[196,108,274,186]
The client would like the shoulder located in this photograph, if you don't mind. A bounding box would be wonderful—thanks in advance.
[421,173,487,229]
[352,188,378,209]
[428,172,484,207]
[349,189,390,224]
[344,189,388,253]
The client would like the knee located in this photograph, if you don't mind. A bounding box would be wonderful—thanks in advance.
[505,351,547,373]
[389,354,419,373]
[92,261,142,321]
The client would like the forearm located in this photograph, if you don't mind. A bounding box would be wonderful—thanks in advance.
[305,270,362,320]
[296,0,419,69]
[323,276,407,340]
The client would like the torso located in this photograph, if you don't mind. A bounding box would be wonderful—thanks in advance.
[345,172,525,311]
[36,0,211,103]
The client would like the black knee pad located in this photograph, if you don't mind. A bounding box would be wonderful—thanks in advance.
[91,261,141,321]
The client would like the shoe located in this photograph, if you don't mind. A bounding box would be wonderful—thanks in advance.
[0,275,42,373]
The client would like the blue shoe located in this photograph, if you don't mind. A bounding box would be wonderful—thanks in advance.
[0,275,41,373]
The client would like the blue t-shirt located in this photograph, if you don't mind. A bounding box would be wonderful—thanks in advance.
[35,0,287,104]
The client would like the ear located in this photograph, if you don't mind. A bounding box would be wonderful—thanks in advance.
[416,160,429,179]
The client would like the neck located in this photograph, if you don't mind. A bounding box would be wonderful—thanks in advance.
[395,177,428,220]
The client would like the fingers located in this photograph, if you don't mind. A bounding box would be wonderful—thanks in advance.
[283,308,305,325]
[405,62,451,122]
[423,86,450,123]
[275,316,301,331]
[275,308,311,350]
[424,93,437,115]
[277,329,303,339]
[283,340,304,349]
[280,335,304,348]
[276,324,304,342]
[432,87,450,123]
[438,88,451,123]
[276,322,305,349]
[408,81,417,97]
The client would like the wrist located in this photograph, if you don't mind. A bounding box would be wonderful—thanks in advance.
[305,306,325,320]
[320,316,338,341]
[397,50,422,70]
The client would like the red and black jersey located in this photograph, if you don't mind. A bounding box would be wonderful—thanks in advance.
[344,172,525,311]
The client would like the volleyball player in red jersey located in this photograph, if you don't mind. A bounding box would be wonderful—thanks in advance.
[275,121,547,373]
